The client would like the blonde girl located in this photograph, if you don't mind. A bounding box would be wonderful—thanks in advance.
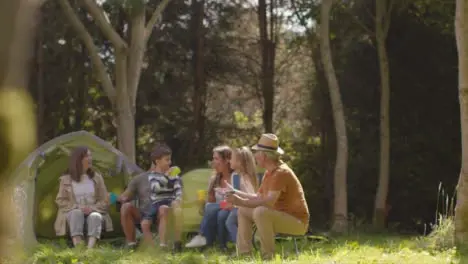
[224,146,259,243]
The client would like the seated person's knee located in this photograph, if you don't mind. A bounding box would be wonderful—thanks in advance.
[141,219,152,232]
[69,208,84,217]
[171,200,182,215]
[204,202,219,212]
[158,205,170,219]
[120,202,134,215]
[88,212,102,221]
[171,200,181,208]
[252,206,269,221]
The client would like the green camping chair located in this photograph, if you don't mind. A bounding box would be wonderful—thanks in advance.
[10,131,143,250]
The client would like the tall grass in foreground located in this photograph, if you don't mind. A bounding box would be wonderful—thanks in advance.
[420,183,456,251]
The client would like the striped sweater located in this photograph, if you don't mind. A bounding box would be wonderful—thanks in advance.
[148,172,183,203]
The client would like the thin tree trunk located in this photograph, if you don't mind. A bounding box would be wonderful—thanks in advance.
[312,40,334,224]
[36,25,46,143]
[319,0,349,233]
[74,43,87,130]
[373,0,392,230]
[454,0,468,247]
[258,0,275,133]
[187,0,206,166]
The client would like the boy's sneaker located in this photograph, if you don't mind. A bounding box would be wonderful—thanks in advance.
[159,243,169,252]
[124,242,138,250]
[185,235,207,248]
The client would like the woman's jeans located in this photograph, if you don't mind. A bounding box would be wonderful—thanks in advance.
[226,208,238,242]
[200,203,238,247]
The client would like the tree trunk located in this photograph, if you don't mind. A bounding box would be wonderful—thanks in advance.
[311,39,334,224]
[373,0,392,230]
[36,26,46,143]
[187,0,206,166]
[258,0,275,133]
[454,0,468,247]
[115,51,136,162]
[74,43,87,130]
[319,0,349,233]
[116,101,136,162]
[0,0,40,256]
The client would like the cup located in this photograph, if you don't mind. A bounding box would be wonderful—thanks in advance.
[197,190,207,201]
[109,192,118,205]
[169,166,181,177]
[220,200,228,210]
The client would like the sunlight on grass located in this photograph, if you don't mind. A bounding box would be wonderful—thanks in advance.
[22,235,461,264]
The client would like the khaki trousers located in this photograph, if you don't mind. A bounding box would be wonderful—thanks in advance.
[237,206,308,258]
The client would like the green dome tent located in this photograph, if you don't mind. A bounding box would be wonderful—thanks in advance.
[179,168,214,232]
[11,131,143,249]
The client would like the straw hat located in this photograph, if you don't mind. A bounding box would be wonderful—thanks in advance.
[251,133,284,155]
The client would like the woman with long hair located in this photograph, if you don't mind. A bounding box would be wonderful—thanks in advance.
[185,145,234,250]
[224,146,259,243]
[185,146,259,250]
[54,146,113,248]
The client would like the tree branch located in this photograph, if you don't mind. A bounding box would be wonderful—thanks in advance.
[82,0,127,50]
[58,0,116,102]
[144,0,172,43]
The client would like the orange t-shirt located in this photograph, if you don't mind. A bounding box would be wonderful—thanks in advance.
[258,162,309,225]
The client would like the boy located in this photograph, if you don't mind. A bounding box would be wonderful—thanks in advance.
[119,143,183,251]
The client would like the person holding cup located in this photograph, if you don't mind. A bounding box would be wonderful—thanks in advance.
[185,146,259,250]
[225,134,310,260]
[185,145,235,250]
[54,146,113,248]
[223,147,259,244]
[118,143,183,252]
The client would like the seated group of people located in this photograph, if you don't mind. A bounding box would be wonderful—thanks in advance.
[53,133,310,260]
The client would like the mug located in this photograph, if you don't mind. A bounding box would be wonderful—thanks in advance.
[197,190,207,201]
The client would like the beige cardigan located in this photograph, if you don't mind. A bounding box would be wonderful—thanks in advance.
[54,173,113,236]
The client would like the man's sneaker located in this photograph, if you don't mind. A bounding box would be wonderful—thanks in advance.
[184,235,207,248]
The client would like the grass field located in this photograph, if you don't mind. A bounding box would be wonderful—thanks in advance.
[22,233,461,264]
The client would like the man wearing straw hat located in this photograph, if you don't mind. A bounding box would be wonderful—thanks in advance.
[225,133,309,260]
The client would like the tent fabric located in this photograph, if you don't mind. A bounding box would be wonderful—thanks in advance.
[179,168,214,232]
[11,131,143,249]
